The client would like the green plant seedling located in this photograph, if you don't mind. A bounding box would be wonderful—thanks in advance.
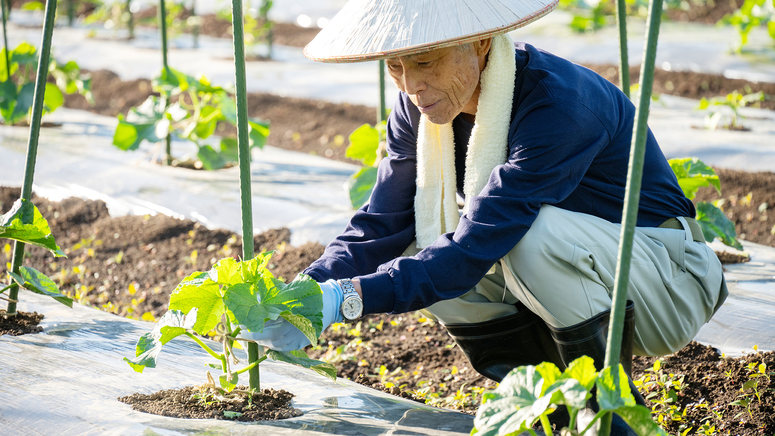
[720,0,775,53]
[669,157,743,250]
[697,90,766,130]
[124,252,336,392]
[112,67,269,170]
[0,42,92,125]
[344,121,386,208]
[472,356,668,436]
[0,199,73,310]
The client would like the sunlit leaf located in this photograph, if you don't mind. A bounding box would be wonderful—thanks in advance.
[0,199,65,256]
[696,202,743,249]
[668,157,720,200]
[346,166,378,209]
[124,309,197,372]
[267,349,337,380]
[7,266,72,307]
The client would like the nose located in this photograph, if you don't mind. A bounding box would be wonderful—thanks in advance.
[402,68,426,96]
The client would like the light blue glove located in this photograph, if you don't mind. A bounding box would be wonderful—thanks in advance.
[238,279,343,351]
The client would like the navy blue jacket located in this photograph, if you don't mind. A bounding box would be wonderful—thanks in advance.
[304,43,694,315]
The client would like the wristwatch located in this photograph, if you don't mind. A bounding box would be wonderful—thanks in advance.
[337,278,363,322]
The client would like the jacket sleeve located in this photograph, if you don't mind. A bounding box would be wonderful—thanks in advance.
[356,98,612,315]
[302,95,420,296]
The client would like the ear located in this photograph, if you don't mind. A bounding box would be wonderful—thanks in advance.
[474,38,493,72]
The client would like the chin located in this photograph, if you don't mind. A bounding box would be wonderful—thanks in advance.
[423,112,456,125]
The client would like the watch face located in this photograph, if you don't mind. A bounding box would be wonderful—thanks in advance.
[342,296,363,320]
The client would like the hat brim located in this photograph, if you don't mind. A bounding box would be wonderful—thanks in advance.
[304,0,558,63]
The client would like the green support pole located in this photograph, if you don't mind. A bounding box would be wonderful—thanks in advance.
[1,0,9,77]
[598,0,663,434]
[158,0,172,165]
[67,0,75,26]
[615,0,630,98]
[126,0,135,40]
[231,0,261,390]
[191,0,198,49]
[377,60,386,124]
[5,0,58,317]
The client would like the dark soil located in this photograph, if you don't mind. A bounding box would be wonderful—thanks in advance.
[118,385,303,421]
[0,310,43,335]
[695,168,775,249]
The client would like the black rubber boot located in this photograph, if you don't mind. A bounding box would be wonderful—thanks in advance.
[547,300,645,436]
[443,303,562,383]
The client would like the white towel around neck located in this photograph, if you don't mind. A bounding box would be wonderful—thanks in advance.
[414,33,516,248]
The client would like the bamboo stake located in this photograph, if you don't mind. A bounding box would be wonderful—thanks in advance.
[599,0,663,434]
[6,0,58,316]
[230,0,261,390]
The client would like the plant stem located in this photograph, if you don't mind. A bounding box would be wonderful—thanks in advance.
[6,0,58,317]
[158,0,172,165]
[539,414,553,436]
[615,0,630,97]
[600,0,663,433]
[230,0,261,391]
[184,331,226,361]
[233,355,266,375]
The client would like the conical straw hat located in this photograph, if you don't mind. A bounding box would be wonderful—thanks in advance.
[304,0,559,63]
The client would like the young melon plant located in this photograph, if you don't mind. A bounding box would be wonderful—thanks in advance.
[124,252,336,392]
[112,67,269,170]
[0,42,93,125]
[669,157,743,250]
[471,357,667,436]
[696,89,767,131]
[1,198,73,312]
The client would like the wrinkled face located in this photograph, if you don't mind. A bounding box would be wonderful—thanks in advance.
[386,40,491,125]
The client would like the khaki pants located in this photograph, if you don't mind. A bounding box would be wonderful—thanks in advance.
[413,205,727,357]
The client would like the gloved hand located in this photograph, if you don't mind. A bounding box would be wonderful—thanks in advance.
[238,279,343,351]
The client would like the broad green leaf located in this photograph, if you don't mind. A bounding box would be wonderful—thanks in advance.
[21,1,44,11]
[535,361,562,396]
[696,202,743,250]
[124,309,196,372]
[194,106,219,140]
[473,366,548,436]
[197,145,228,171]
[220,137,239,161]
[219,373,238,392]
[259,273,323,339]
[0,198,65,256]
[11,82,35,123]
[7,266,72,307]
[668,157,720,199]
[346,124,380,166]
[211,255,272,286]
[267,349,337,380]
[279,310,318,347]
[347,166,378,209]
[0,79,17,110]
[112,97,167,151]
[43,83,64,113]
[169,273,224,335]
[248,119,270,149]
[10,42,38,67]
[223,282,283,331]
[615,405,670,436]
[595,364,635,411]
[564,355,598,391]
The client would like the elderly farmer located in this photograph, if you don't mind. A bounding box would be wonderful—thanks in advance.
[244,0,727,431]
